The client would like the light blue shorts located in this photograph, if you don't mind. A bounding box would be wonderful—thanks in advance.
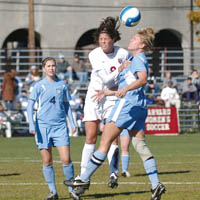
[35,123,70,149]
[107,99,147,131]
[120,129,129,137]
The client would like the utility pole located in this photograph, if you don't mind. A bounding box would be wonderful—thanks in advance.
[28,0,35,64]
[190,0,194,70]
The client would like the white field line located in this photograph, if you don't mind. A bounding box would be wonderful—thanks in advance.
[0,181,200,186]
[0,159,200,165]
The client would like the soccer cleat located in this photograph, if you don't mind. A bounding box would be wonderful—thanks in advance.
[44,192,58,200]
[121,171,131,177]
[108,173,118,189]
[151,183,166,200]
[64,176,90,189]
[69,190,80,200]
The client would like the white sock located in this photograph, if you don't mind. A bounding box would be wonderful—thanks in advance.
[81,143,96,174]
[107,144,118,164]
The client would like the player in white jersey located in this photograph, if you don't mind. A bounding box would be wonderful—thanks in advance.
[79,17,131,188]
[27,57,79,200]
[66,28,166,200]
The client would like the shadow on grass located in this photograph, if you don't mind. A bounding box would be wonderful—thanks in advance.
[59,190,149,200]
[0,173,20,177]
[135,170,190,177]
[82,191,149,199]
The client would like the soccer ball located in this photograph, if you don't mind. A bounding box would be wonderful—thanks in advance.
[120,6,141,27]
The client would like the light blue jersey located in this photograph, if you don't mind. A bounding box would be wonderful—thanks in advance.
[27,77,76,132]
[107,52,148,131]
[118,52,148,108]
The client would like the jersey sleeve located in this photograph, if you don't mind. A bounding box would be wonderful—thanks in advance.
[27,83,40,132]
[131,56,147,73]
[64,83,72,102]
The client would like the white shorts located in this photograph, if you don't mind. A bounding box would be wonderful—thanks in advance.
[83,100,102,121]
[83,99,116,121]
[100,99,116,120]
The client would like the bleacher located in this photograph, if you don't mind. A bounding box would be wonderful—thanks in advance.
[0,48,200,135]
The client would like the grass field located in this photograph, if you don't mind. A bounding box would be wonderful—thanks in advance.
[0,134,200,200]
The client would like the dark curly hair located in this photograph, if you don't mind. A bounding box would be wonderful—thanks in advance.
[93,16,121,44]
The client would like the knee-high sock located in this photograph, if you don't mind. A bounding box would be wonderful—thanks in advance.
[80,150,107,182]
[63,162,74,192]
[81,143,96,174]
[121,155,130,172]
[144,158,159,190]
[107,144,120,175]
[43,165,57,194]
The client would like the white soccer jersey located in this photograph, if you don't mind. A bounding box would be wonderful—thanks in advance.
[84,46,130,121]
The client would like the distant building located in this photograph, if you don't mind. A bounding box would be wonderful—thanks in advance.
[0,0,197,74]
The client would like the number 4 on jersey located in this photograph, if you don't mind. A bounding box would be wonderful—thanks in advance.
[50,96,56,104]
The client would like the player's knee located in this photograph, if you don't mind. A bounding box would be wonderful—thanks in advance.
[85,134,97,144]
[132,137,152,162]
[61,157,71,165]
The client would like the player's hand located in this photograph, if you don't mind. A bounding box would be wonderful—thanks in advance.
[92,90,105,102]
[72,128,77,134]
[118,61,131,72]
[29,131,36,135]
[115,88,128,98]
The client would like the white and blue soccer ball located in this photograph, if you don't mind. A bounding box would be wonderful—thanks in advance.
[120,6,141,27]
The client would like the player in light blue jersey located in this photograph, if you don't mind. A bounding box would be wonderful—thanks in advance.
[27,57,79,200]
[66,28,166,200]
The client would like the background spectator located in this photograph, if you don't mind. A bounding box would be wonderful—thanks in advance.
[25,65,41,94]
[191,69,200,95]
[57,53,77,83]
[182,77,199,104]
[72,54,88,83]
[76,96,85,134]
[163,71,178,91]
[161,80,181,110]
[0,103,12,138]
[18,90,29,122]
[1,66,16,110]
[144,66,160,97]
[12,69,24,110]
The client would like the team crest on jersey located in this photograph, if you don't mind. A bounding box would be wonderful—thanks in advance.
[56,88,62,94]
[110,66,116,72]
[118,58,122,64]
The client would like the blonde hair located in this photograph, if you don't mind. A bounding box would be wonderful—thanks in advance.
[137,27,155,51]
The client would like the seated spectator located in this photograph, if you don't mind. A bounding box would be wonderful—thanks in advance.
[72,54,88,83]
[161,80,181,110]
[163,71,178,91]
[191,69,200,94]
[144,66,160,97]
[57,53,78,83]
[0,103,12,138]
[2,66,17,110]
[182,77,199,104]
[25,65,41,94]
[12,69,24,110]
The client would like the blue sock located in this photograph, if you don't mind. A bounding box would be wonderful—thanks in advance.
[143,158,159,189]
[80,150,107,182]
[109,147,120,175]
[121,155,130,172]
[43,165,57,194]
[63,162,74,192]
